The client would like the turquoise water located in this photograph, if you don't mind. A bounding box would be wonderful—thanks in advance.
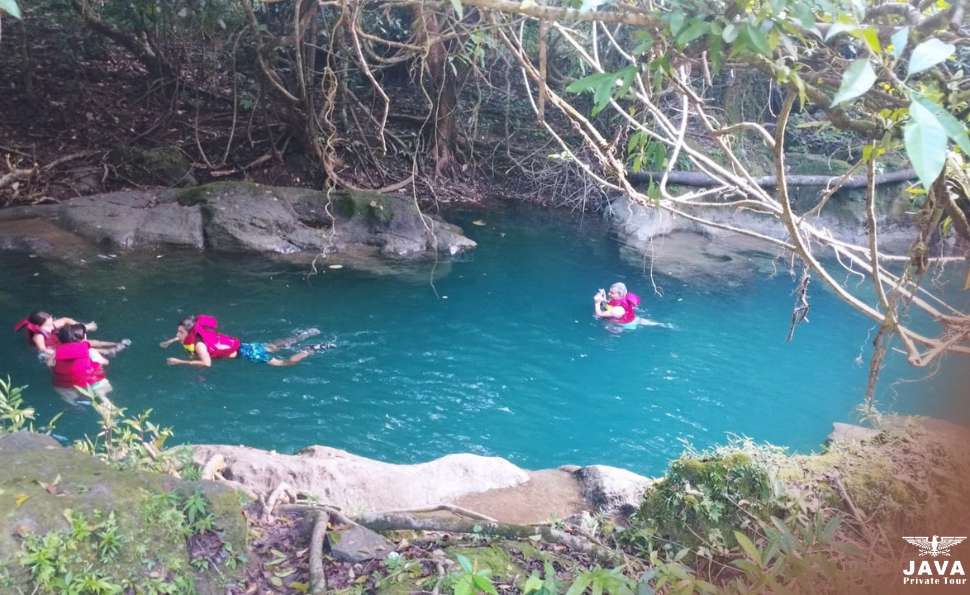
[2,202,966,475]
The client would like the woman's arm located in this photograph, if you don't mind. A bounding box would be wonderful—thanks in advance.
[32,333,51,353]
[159,336,180,348]
[167,342,212,367]
[90,349,109,366]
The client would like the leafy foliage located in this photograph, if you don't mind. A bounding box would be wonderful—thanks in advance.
[630,440,788,555]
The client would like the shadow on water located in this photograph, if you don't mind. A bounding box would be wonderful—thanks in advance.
[2,200,966,475]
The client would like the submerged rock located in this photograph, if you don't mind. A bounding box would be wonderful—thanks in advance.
[0,182,475,268]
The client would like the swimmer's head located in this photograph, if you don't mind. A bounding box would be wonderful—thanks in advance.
[175,316,196,341]
[57,323,87,344]
[28,311,54,332]
[608,282,628,299]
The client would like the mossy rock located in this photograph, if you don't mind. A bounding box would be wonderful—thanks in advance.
[635,450,783,551]
[112,145,196,187]
[175,180,264,206]
[0,432,247,594]
[331,190,397,225]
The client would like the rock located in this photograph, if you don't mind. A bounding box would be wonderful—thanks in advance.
[0,218,96,263]
[0,431,62,452]
[111,145,196,187]
[57,192,204,249]
[558,464,581,473]
[828,422,881,444]
[190,444,529,514]
[194,186,327,253]
[330,524,394,562]
[0,183,475,270]
[576,465,655,514]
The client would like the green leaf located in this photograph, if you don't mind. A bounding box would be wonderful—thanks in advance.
[523,574,544,594]
[820,514,842,542]
[473,574,499,595]
[830,59,876,107]
[743,22,771,55]
[456,554,473,573]
[824,22,857,42]
[566,573,593,595]
[722,23,738,43]
[449,0,463,19]
[668,11,686,36]
[0,0,21,19]
[890,26,909,60]
[849,27,881,54]
[904,99,948,190]
[734,531,761,565]
[676,19,708,47]
[794,3,815,29]
[565,66,636,116]
[910,93,970,155]
[907,38,955,78]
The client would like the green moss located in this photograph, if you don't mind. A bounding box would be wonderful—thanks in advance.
[112,145,194,187]
[634,446,782,552]
[0,440,247,593]
[331,190,397,224]
[175,181,264,206]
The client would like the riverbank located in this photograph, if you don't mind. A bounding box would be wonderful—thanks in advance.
[2,399,967,593]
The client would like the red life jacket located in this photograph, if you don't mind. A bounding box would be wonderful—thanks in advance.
[182,315,240,359]
[13,319,58,348]
[52,341,105,388]
[608,296,637,325]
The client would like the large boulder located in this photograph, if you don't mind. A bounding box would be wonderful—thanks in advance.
[191,444,529,514]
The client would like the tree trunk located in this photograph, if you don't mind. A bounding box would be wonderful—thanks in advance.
[412,6,461,177]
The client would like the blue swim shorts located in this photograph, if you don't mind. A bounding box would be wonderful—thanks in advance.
[238,342,271,363]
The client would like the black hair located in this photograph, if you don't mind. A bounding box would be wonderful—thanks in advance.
[28,311,51,325]
[57,323,87,344]
[178,316,196,330]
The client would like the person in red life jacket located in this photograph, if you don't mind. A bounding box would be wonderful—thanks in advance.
[160,315,333,367]
[14,311,130,360]
[594,282,643,330]
[50,323,115,406]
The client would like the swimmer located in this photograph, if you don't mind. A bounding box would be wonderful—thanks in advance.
[593,282,672,330]
[50,323,116,410]
[14,311,130,360]
[161,315,332,368]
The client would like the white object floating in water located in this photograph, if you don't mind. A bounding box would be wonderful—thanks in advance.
[156,254,164,259]
[117,286,126,291]
[328,264,343,269]
[441,295,449,299]
[472,219,486,226]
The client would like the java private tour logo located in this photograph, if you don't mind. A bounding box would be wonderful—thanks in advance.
[902,535,967,586]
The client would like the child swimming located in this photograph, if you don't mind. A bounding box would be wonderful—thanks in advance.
[15,311,130,360]
[50,323,115,408]
[160,315,334,368]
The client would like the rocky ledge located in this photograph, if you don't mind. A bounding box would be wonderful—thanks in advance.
[190,444,655,521]
[0,182,476,266]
